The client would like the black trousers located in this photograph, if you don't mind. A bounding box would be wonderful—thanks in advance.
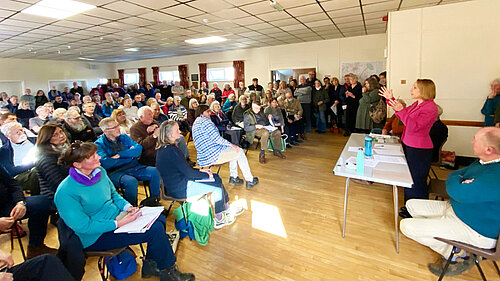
[345,104,358,133]
[9,254,76,281]
[403,144,433,202]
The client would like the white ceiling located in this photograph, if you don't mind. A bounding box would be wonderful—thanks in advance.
[0,0,472,62]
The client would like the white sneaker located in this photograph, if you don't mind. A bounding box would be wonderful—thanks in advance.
[228,204,245,217]
[214,212,235,229]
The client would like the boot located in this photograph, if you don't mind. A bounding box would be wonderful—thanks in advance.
[258,152,265,164]
[160,264,195,281]
[142,259,161,279]
[273,151,286,159]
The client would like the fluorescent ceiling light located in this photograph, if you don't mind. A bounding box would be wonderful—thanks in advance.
[125,48,139,52]
[185,36,227,45]
[78,57,94,61]
[21,0,95,20]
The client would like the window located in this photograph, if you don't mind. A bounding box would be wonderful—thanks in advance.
[207,67,234,82]
[124,73,139,84]
[159,71,180,83]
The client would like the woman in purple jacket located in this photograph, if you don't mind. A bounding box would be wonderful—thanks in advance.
[379,79,438,217]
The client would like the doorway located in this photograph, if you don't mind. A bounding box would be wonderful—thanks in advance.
[271,68,316,84]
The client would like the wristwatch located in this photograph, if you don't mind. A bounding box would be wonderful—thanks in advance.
[18,200,27,206]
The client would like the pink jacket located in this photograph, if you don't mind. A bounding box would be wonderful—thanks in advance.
[396,99,438,149]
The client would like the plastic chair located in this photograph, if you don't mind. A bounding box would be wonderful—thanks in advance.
[434,234,500,281]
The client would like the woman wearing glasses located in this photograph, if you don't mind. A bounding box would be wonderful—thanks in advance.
[54,142,195,281]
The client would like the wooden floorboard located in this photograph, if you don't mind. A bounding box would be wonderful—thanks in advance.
[1,132,496,280]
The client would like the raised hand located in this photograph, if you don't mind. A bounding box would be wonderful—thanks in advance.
[378,86,394,100]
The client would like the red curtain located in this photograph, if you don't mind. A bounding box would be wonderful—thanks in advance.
[118,69,124,86]
[233,60,245,89]
[198,63,207,86]
[152,67,160,86]
[138,68,146,87]
[178,64,189,88]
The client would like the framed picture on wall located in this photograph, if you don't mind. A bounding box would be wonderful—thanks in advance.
[191,74,199,81]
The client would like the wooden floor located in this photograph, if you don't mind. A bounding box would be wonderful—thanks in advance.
[1,132,497,280]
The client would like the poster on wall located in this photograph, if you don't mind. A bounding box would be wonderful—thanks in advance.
[340,61,384,83]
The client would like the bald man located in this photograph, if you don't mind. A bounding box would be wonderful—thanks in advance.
[400,127,500,277]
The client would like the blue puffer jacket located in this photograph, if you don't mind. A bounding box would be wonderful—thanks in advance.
[94,133,143,172]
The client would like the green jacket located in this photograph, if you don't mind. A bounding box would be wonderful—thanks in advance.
[173,200,214,246]
[356,89,381,130]
[312,87,329,112]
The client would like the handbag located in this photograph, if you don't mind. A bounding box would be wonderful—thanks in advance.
[104,248,137,280]
[267,134,287,152]
[369,99,387,123]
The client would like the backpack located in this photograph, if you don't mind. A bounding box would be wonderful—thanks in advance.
[369,99,387,123]
[104,248,137,280]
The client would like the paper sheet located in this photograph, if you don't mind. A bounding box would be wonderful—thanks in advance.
[373,149,404,156]
[114,206,164,234]
[264,125,278,132]
[373,144,400,150]
[348,146,364,152]
[373,155,406,164]
[330,104,337,115]
[346,156,377,168]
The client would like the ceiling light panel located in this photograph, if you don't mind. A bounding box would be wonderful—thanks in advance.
[185,36,227,45]
[21,0,96,19]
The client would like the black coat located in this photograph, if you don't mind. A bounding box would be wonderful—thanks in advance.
[0,165,24,212]
[62,122,97,143]
[35,150,68,200]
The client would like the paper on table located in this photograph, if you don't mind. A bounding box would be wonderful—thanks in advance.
[373,149,404,156]
[346,156,377,168]
[374,155,406,164]
[114,206,164,234]
[373,144,400,150]
[348,146,363,152]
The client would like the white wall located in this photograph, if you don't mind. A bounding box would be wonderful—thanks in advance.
[113,34,387,86]
[387,0,500,157]
[0,58,114,95]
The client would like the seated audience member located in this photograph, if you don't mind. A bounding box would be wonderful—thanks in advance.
[0,249,75,281]
[244,101,286,163]
[62,108,97,143]
[231,95,250,127]
[44,102,54,117]
[81,102,103,136]
[0,92,9,108]
[111,82,126,97]
[180,90,193,109]
[35,90,49,109]
[29,105,50,134]
[168,96,190,132]
[133,94,145,108]
[210,83,222,103]
[121,97,139,122]
[171,81,185,98]
[35,124,69,201]
[5,95,19,113]
[96,118,161,205]
[382,99,406,137]
[237,81,246,97]
[20,89,35,111]
[221,83,235,104]
[187,98,199,127]
[284,92,304,143]
[156,120,242,228]
[400,127,500,277]
[206,94,215,106]
[102,92,118,117]
[54,142,194,281]
[222,94,237,115]
[144,83,155,99]
[60,87,73,103]
[192,105,258,189]
[199,82,209,95]
[210,101,241,145]
[151,102,169,124]
[247,78,264,100]
[47,108,66,125]
[16,101,35,128]
[264,98,285,135]
[0,165,55,259]
[162,97,174,115]
[111,108,133,135]
[48,85,61,101]
[261,90,274,107]
[0,113,17,144]
[53,96,68,110]
[158,80,172,100]
[481,78,500,127]
[155,93,166,106]
[276,81,291,100]
[198,94,207,105]
[189,85,199,98]
[267,82,276,96]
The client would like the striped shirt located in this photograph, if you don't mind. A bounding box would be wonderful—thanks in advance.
[192,116,231,167]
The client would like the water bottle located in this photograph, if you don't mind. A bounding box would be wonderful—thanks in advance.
[364,136,373,157]
[356,148,364,175]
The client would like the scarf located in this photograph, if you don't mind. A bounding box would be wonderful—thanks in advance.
[69,167,101,186]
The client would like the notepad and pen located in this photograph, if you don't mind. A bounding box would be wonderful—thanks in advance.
[195,171,215,183]
[114,206,164,234]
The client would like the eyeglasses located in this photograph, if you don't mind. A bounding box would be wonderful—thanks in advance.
[106,125,120,131]
[70,116,82,120]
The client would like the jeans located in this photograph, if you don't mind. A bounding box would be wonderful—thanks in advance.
[403,144,433,202]
[9,254,76,281]
[108,165,161,206]
[186,174,228,213]
[301,103,312,132]
[314,111,326,132]
[85,215,176,271]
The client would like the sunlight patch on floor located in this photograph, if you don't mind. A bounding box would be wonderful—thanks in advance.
[250,200,287,238]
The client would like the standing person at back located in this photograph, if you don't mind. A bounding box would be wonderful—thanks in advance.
[295,76,312,134]
[20,88,36,111]
[344,73,362,136]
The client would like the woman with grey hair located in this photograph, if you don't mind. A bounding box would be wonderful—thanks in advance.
[187,98,199,126]
[155,121,241,229]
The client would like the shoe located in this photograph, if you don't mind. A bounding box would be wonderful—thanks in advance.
[27,244,57,259]
[259,153,265,164]
[214,212,235,229]
[399,208,412,219]
[228,176,244,185]
[228,204,245,217]
[273,151,286,159]
[142,259,161,279]
[286,144,292,149]
[167,230,180,253]
[246,177,259,189]
[428,256,474,277]
[160,264,195,281]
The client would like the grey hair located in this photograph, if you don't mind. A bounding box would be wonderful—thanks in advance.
[188,98,198,109]
[173,96,182,102]
[228,93,235,100]
[492,78,500,86]
[99,117,117,130]
[1,121,21,136]
[156,120,179,149]
[82,102,95,110]
[166,97,174,102]
[64,108,80,120]
[238,95,247,102]
[68,106,80,114]
[137,105,152,119]
[209,100,220,111]
[207,94,215,100]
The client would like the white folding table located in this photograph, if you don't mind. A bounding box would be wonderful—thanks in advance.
[333,133,413,253]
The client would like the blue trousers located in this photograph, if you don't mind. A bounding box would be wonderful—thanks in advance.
[9,254,76,281]
[85,215,175,270]
[314,111,326,133]
[403,144,433,202]
[301,103,312,132]
[108,165,161,206]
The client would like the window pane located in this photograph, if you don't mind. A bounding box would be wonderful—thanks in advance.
[160,71,180,83]
[207,67,234,82]
[225,67,234,81]
[124,73,138,84]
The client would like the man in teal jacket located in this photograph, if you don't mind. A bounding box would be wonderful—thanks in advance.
[95,117,160,205]
[400,127,500,276]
